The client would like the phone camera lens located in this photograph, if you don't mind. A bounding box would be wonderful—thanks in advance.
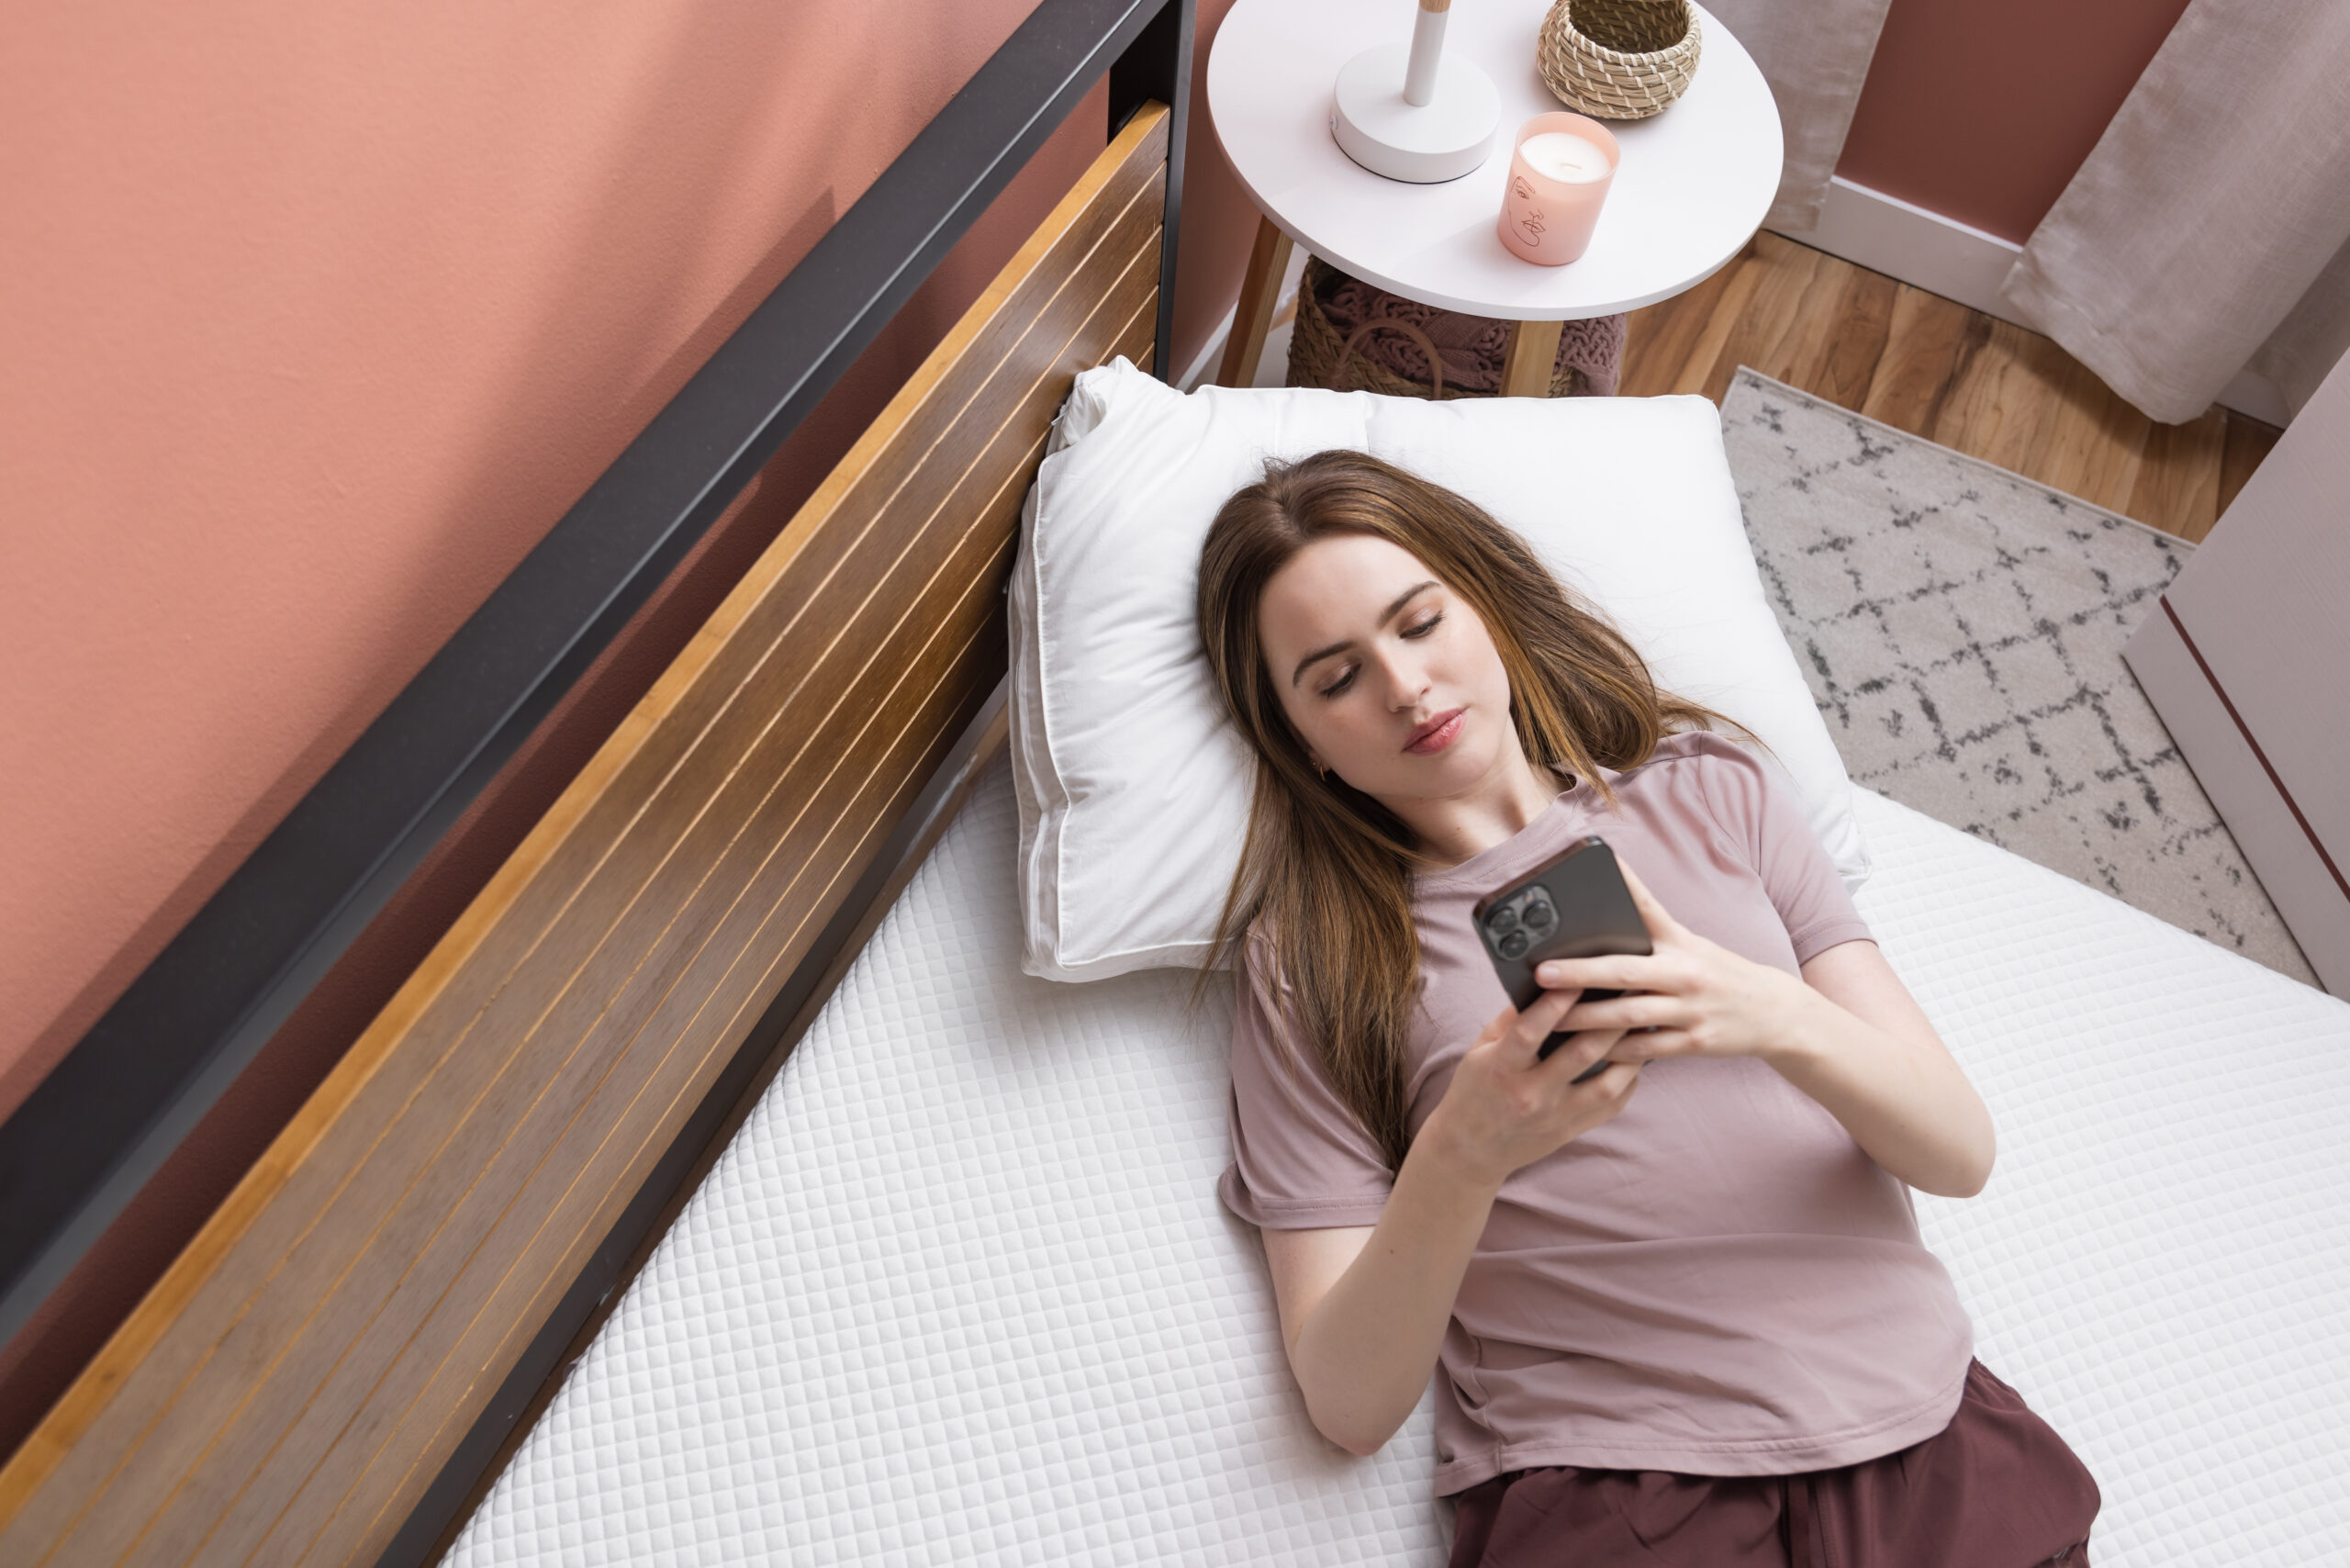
[1498,930,1531,959]
[1484,904,1519,935]
[1522,899,1555,932]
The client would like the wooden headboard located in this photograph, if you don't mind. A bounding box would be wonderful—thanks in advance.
[0,102,1169,1568]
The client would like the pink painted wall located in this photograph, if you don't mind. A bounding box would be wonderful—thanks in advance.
[0,0,1144,1462]
[1837,0,2193,244]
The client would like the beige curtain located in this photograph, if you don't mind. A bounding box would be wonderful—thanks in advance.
[1703,0,1895,231]
[2000,0,2350,425]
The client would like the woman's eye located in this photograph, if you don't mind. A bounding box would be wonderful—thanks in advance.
[1317,666,1358,699]
[1402,611,1444,639]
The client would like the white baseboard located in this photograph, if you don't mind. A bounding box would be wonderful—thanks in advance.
[1783,176,2289,427]
[1794,177,2023,322]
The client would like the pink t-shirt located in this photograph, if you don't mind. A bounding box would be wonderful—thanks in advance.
[1216,732,1975,1495]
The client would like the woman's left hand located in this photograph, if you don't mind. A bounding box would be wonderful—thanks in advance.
[1540,857,1998,1198]
[1536,859,1810,1068]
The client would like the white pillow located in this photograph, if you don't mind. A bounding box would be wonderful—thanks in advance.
[1008,358,1868,982]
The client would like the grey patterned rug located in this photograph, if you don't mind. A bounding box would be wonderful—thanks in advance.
[1720,368,2317,986]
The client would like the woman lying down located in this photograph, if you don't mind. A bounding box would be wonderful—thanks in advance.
[1196,451,2100,1568]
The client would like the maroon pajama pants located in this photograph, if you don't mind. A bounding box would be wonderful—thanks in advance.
[1446,1361,2100,1568]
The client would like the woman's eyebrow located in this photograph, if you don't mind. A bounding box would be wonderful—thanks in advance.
[1289,579,1439,686]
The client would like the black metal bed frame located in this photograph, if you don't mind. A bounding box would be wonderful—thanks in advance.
[0,0,1192,1485]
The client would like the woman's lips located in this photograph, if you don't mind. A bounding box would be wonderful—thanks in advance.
[1404,708,1466,755]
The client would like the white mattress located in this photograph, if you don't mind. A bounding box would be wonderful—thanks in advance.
[450,766,2350,1567]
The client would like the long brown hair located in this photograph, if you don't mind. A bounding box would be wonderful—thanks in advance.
[1196,449,1727,1171]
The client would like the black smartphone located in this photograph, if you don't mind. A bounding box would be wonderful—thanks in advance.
[1471,836,1652,1081]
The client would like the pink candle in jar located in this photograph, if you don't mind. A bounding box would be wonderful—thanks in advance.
[1497,112,1619,265]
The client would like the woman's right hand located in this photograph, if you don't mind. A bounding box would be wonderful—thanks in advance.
[1266,991,1636,1458]
[1424,989,1640,1193]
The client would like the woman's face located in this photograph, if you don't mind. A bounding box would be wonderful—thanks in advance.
[1257,532,1523,811]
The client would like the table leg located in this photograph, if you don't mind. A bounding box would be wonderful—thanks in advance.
[1500,319,1566,398]
[1215,214,1295,389]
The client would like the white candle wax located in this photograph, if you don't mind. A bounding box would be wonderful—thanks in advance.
[1517,130,1611,184]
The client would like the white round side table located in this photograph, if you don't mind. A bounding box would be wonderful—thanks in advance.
[1207,0,1783,396]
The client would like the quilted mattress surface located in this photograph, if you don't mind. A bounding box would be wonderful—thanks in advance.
[450,766,2350,1566]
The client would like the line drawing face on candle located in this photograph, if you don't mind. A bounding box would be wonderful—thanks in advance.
[1509,174,1548,250]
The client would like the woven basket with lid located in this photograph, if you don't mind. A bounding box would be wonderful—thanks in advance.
[1537,0,1702,120]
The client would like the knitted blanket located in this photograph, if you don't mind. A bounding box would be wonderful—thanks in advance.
[1320,273,1626,397]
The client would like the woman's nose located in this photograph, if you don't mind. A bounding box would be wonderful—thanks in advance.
[1379,650,1431,709]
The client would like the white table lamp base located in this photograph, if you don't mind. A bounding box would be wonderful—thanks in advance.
[1330,42,1500,185]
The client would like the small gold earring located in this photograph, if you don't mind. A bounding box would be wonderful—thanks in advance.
[1315,762,1328,780]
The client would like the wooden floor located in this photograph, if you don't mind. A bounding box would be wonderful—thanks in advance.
[1618,233,2280,543]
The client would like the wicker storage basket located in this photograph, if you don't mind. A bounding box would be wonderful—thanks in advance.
[1286,256,1579,399]
[1537,0,1702,120]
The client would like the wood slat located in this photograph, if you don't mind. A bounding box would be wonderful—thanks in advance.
[1805,266,1897,413]
[1696,233,1830,404]
[2128,408,2225,544]
[0,103,1170,1568]
[1616,239,1754,400]
[1927,319,2116,514]
[1855,285,1983,440]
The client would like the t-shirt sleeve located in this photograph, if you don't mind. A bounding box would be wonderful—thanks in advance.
[1216,933,1395,1231]
[1694,735,1876,964]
